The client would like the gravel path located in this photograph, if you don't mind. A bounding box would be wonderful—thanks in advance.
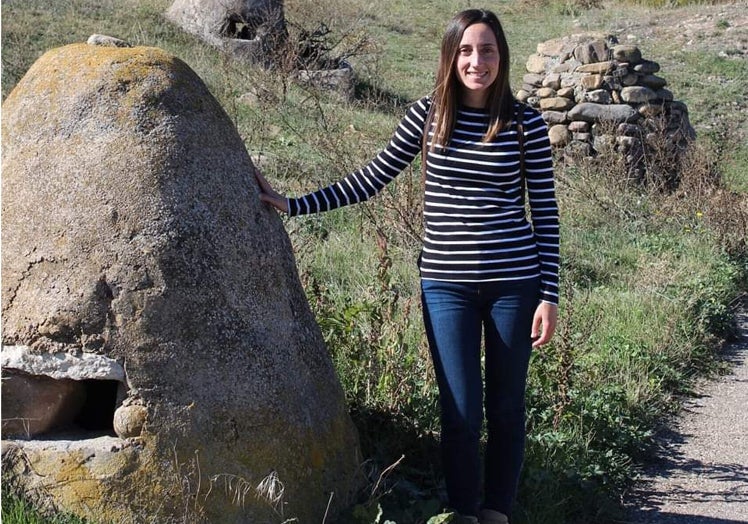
[624,304,748,523]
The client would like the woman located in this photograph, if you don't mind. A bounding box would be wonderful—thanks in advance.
[256,9,559,523]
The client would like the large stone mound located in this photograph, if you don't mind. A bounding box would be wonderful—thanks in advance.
[1,41,361,523]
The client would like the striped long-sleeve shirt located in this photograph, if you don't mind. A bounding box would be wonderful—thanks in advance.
[287,96,560,304]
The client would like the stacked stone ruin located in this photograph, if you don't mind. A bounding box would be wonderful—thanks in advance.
[517,33,695,176]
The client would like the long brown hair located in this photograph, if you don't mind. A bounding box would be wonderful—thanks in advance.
[425,9,515,153]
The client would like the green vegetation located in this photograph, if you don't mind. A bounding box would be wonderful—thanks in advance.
[1,494,88,524]
[2,0,746,523]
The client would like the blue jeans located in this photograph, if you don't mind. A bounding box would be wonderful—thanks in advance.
[421,277,540,517]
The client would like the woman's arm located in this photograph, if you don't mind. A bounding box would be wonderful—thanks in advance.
[532,301,558,347]
[521,106,560,306]
[520,107,560,346]
[259,98,431,217]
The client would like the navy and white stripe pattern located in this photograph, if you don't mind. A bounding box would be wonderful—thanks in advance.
[288,96,560,304]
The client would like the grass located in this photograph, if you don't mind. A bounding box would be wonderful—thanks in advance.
[1,494,88,524]
[2,0,747,523]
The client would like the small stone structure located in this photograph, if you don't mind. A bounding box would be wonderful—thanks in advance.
[166,0,356,101]
[290,60,355,101]
[517,33,695,176]
[166,0,287,67]
[1,40,361,523]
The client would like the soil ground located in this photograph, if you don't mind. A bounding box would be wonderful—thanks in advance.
[600,1,747,57]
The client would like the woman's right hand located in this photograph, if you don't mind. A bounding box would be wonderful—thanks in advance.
[255,168,289,214]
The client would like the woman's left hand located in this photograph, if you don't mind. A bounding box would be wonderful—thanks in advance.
[531,301,558,348]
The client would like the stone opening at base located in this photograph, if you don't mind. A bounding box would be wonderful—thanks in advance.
[1,346,130,441]
[220,14,264,41]
[72,378,121,434]
[1,370,125,440]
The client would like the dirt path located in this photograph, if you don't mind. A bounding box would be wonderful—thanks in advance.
[623,303,748,523]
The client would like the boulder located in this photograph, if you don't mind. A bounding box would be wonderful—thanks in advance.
[526,53,548,74]
[573,39,609,64]
[540,97,575,111]
[523,73,545,86]
[112,404,148,438]
[612,44,642,64]
[621,86,658,103]
[634,60,661,74]
[541,111,568,125]
[568,102,638,123]
[638,74,668,90]
[548,125,572,147]
[584,89,611,104]
[1,42,361,523]
[576,61,614,74]
[1,346,124,381]
[580,74,604,90]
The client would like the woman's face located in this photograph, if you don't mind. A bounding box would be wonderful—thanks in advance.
[454,22,500,108]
